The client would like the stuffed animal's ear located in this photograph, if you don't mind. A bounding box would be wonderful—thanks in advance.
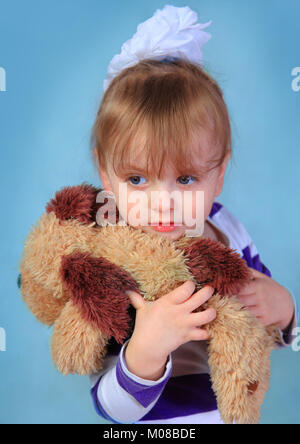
[52,251,140,374]
[46,182,100,224]
[60,250,140,343]
[51,300,108,375]
[45,182,121,225]
[177,237,252,296]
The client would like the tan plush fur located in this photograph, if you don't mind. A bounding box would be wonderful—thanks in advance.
[19,189,280,424]
[205,294,274,424]
[51,301,109,375]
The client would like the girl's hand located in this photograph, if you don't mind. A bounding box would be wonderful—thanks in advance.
[236,268,295,331]
[125,281,216,373]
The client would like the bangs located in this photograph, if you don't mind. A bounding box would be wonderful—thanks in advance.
[92,59,231,179]
[110,122,223,180]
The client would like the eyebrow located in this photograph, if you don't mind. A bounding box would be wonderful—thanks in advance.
[120,166,207,180]
[118,156,211,178]
[120,168,145,176]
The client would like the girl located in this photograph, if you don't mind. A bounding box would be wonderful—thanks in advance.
[88,5,298,424]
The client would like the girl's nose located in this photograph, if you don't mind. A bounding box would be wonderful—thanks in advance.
[149,185,176,213]
[148,187,185,226]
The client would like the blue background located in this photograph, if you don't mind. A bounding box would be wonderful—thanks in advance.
[1,0,299,424]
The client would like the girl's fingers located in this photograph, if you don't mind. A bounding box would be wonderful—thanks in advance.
[188,307,217,328]
[237,281,257,297]
[236,293,257,306]
[169,280,196,304]
[243,305,261,317]
[188,327,210,342]
[184,285,215,312]
[126,290,145,310]
[243,306,266,325]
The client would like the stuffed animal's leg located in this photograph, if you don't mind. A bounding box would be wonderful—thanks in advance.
[205,294,274,424]
[51,300,109,375]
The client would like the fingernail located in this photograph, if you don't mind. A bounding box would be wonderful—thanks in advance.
[206,285,214,293]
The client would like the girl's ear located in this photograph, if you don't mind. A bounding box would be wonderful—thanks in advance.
[215,150,231,197]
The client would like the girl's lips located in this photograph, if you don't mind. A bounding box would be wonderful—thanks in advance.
[150,221,176,225]
[152,226,176,232]
[150,221,177,232]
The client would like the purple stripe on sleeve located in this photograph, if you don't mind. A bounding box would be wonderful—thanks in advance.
[140,373,218,421]
[116,356,172,408]
[209,202,223,218]
[242,246,272,277]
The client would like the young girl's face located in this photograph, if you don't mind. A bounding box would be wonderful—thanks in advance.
[96,133,230,241]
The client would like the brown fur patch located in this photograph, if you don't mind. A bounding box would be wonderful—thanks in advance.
[247,381,259,395]
[46,182,121,225]
[178,237,252,296]
[60,250,140,343]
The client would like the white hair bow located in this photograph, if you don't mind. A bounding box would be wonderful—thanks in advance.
[103,4,212,93]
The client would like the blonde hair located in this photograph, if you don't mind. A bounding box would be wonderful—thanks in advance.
[90,58,232,179]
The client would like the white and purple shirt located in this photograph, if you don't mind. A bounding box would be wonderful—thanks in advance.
[89,201,299,424]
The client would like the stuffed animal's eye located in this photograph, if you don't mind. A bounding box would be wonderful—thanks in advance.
[128,176,147,186]
[17,273,22,288]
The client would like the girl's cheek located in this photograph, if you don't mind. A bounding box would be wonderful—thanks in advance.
[185,190,205,221]
[119,200,148,226]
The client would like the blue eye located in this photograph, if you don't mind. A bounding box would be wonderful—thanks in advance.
[177,176,198,185]
[128,176,147,186]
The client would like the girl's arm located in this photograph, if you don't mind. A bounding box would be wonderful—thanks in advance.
[280,288,298,345]
[209,203,299,347]
[89,339,172,424]
[240,238,298,347]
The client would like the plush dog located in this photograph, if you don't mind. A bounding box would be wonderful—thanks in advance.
[18,182,280,424]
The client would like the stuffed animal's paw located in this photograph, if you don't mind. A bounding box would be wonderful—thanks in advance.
[206,294,273,424]
[51,300,109,375]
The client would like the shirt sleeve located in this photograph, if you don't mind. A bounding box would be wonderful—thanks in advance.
[89,339,172,424]
[275,287,299,347]
[241,237,272,278]
[209,203,272,277]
